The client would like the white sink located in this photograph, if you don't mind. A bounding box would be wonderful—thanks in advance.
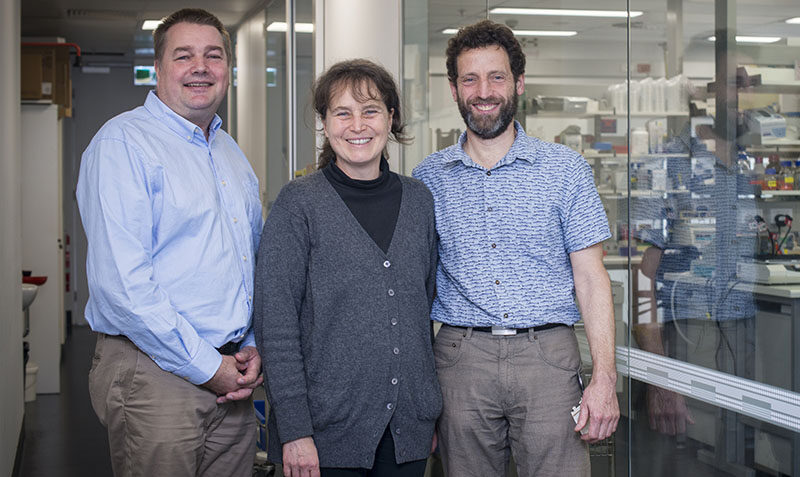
[22,283,38,311]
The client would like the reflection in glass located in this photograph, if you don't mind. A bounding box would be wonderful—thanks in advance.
[414,1,800,475]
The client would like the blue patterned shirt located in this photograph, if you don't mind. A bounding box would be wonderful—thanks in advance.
[77,91,263,385]
[413,122,610,327]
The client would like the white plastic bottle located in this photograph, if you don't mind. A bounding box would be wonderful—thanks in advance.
[631,127,649,156]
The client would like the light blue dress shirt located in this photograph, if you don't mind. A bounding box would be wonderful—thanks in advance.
[413,122,610,328]
[77,91,263,385]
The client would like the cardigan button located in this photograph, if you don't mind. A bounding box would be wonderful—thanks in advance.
[388,289,395,297]
[384,260,391,268]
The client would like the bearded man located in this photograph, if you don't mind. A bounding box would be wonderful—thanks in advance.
[413,20,619,477]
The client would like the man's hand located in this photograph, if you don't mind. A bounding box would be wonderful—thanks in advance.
[282,436,320,477]
[216,346,264,404]
[575,373,620,443]
[646,385,695,435]
[202,354,244,397]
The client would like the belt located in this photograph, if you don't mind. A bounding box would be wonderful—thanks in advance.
[217,341,241,356]
[447,323,568,336]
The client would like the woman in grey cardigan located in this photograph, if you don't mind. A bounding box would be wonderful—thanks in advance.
[254,59,441,477]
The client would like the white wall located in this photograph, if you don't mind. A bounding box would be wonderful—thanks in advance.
[22,104,65,395]
[0,0,24,473]
[319,0,403,171]
[235,11,268,208]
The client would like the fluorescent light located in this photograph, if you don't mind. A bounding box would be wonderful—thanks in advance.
[786,17,800,24]
[489,7,642,18]
[266,22,314,33]
[141,20,162,30]
[442,28,576,37]
[707,35,782,43]
[134,48,154,56]
[513,30,577,37]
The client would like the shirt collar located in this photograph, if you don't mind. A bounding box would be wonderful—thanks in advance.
[443,121,541,169]
[144,90,222,144]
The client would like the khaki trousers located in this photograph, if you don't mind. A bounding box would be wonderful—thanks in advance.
[88,333,256,477]
[434,325,589,477]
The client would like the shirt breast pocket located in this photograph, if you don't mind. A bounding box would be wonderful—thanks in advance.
[521,203,559,253]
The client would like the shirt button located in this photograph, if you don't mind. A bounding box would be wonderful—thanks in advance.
[491,243,496,248]
[186,135,192,141]
[486,171,492,176]
[391,378,398,385]
[221,180,227,186]
[487,207,493,212]
[387,403,394,410]
[384,260,391,268]
[233,217,239,223]
[495,280,500,285]
[388,289,395,296]
[391,318,398,326]
[393,347,400,355]
[504,313,509,318]
[243,255,248,261]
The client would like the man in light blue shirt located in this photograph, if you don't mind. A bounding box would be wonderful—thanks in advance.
[413,20,619,476]
[77,9,263,477]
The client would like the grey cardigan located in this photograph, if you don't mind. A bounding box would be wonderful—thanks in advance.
[254,171,441,468]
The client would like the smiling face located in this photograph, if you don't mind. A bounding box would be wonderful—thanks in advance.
[451,45,524,140]
[323,81,393,179]
[154,22,229,131]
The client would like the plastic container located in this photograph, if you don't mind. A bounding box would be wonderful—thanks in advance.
[646,119,666,153]
[765,168,779,190]
[631,128,649,156]
[780,161,795,190]
[750,156,766,189]
[794,160,800,190]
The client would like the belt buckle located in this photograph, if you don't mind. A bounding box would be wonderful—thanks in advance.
[491,326,517,336]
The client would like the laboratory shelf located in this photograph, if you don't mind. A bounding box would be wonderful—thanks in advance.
[758,190,800,198]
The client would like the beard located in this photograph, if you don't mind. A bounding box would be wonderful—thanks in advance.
[457,88,518,140]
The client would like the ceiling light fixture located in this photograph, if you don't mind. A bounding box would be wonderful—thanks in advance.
[707,35,781,43]
[786,17,800,24]
[141,20,161,30]
[442,28,576,37]
[489,7,642,18]
[266,22,314,33]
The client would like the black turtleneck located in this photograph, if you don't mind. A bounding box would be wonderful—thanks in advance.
[322,158,402,253]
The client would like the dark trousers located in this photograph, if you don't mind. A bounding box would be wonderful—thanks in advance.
[320,427,428,477]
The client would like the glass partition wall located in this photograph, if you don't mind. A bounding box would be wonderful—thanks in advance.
[409,1,800,476]
[264,0,316,210]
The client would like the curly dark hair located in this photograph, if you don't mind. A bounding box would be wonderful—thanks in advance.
[313,59,411,169]
[445,20,525,84]
[153,9,232,66]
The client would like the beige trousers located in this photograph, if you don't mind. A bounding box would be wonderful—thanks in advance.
[88,333,256,477]
[434,325,590,477]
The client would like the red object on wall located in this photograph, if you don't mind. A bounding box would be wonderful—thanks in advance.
[23,276,48,286]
